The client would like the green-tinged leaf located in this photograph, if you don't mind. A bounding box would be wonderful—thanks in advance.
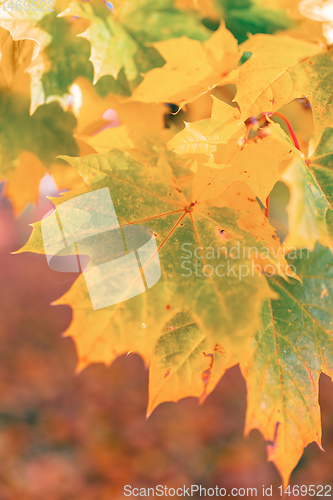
[308,127,333,211]
[214,0,293,43]
[307,128,333,244]
[0,2,69,111]
[241,244,333,486]
[283,128,333,250]
[0,26,79,210]
[148,311,236,415]
[20,148,277,374]
[117,0,209,43]
[231,34,333,138]
[0,94,78,176]
[39,13,94,101]
[0,2,97,109]
[60,0,209,87]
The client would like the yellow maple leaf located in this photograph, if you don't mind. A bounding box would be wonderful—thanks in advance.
[231,33,333,140]
[167,97,296,204]
[5,152,46,213]
[129,23,240,107]
[206,125,295,204]
[166,96,244,156]
[148,313,236,416]
[0,26,36,92]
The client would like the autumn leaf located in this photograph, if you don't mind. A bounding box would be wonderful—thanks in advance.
[59,0,209,86]
[34,12,94,109]
[71,97,294,273]
[0,95,78,174]
[0,1,73,111]
[307,127,333,238]
[167,97,296,204]
[0,0,52,45]
[148,312,236,416]
[0,28,78,211]
[19,148,283,374]
[129,23,240,107]
[283,127,333,251]
[205,124,296,204]
[241,243,333,486]
[166,97,244,155]
[231,33,333,138]
[61,2,139,84]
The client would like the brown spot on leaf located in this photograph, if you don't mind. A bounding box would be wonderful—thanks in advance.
[214,343,225,354]
[200,352,214,404]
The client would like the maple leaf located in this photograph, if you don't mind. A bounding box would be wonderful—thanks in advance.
[231,33,333,138]
[19,148,282,376]
[0,28,78,211]
[166,97,244,155]
[34,12,94,109]
[74,93,294,274]
[307,127,333,234]
[167,97,296,204]
[205,125,296,204]
[241,243,333,486]
[0,0,52,45]
[0,95,78,173]
[129,23,240,107]
[148,312,237,416]
[283,127,333,250]
[59,0,209,86]
[0,1,72,111]
[19,146,326,490]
